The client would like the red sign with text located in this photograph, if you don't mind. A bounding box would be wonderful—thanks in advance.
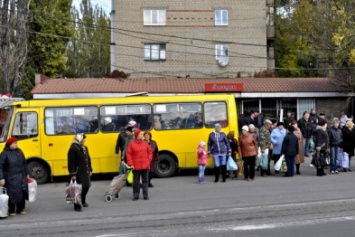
[205,83,243,92]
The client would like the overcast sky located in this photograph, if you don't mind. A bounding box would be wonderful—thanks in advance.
[73,0,111,13]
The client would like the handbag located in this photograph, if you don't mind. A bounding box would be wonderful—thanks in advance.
[126,170,134,184]
[227,156,238,171]
[237,160,244,176]
[274,155,284,171]
[65,179,82,205]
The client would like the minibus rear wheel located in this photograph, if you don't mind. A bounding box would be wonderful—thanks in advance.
[27,160,49,184]
[155,154,176,178]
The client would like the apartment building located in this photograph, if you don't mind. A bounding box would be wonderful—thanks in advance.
[110,0,275,78]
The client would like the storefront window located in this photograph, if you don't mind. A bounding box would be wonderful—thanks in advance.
[243,99,259,115]
[261,99,277,121]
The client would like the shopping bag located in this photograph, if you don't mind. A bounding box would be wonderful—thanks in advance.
[237,160,244,176]
[27,177,38,202]
[259,153,268,170]
[338,152,349,169]
[127,170,134,184]
[227,156,238,171]
[0,187,9,218]
[280,158,288,173]
[65,180,82,205]
[274,155,284,171]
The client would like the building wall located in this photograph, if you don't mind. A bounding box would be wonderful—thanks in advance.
[113,0,268,78]
[317,98,351,121]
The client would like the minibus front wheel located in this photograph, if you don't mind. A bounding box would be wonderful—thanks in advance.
[27,160,49,184]
[155,154,176,178]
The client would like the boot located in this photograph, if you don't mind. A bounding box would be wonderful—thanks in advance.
[214,166,220,182]
[221,165,227,182]
[200,177,205,184]
[296,164,301,175]
[317,168,322,176]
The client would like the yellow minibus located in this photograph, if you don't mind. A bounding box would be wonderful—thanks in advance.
[0,94,238,183]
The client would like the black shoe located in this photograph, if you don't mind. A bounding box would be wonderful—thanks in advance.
[149,183,154,188]
[283,174,290,177]
[348,169,352,172]
[144,197,149,200]
[132,197,138,201]
[75,208,83,212]
[296,171,301,175]
[82,203,89,207]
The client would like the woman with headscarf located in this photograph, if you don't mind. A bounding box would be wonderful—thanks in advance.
[68,133,92,212]
[0,137,29,216]
[127,130,152,201]
[207,123,231,183]
[144,131,159,187]
[313,119,329,176]
[238,126,258,181]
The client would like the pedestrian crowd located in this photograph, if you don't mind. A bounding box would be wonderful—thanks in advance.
[206,109,354,184]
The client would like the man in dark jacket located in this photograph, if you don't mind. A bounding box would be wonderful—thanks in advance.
[297,111,315,157]
[328,118,342,174]
[281,126,299,177]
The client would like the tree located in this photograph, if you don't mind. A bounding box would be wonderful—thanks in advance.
[0,0,30,95]
[65,0,111,78]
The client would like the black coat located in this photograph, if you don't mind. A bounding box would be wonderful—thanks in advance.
[314,127,329,151]
[341,127,355,156]
[297,118,315,138]
[68,143,92,188]
[0,147,28,203]
[281,132,299,156]
[328,126,342,147]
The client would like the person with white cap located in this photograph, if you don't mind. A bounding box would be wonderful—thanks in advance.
[102,117,115,132]
[238,126,258,181]
[207,123,231,182]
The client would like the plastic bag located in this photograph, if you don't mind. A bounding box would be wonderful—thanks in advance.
[27,177,38,202]
[338,152,349,169]
[0,187,9,218]
[227,156,238,171]
[280,158,288,173]
[127,170,134,184]
[66,180,82,205]
[274,155,284,171]
[259,153,268,170]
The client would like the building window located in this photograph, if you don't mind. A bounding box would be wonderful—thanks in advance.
[144,44,166,60]
[215,10,228,25]
[215,44,229,66]
[143,9,166,26]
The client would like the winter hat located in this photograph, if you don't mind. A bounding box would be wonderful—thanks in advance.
[125,126,133,133]
[6,137,17,146]
[288,125,294,133]
[134,129,143,139]
[199,140,206,147]
[241,125,249,132]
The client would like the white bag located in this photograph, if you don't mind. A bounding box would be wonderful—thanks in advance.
[27,178,38,202]
[258,147,269,156]
[0,187,9,218]
[274,155,284,171]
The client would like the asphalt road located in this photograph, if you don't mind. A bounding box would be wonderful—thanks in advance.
[1,156,355,237]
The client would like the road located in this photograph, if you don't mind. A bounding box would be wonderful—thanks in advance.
[1,157,355,237]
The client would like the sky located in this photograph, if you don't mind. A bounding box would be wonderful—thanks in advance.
[73,0,111,14]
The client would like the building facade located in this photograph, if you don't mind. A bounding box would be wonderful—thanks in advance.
[110,0,275,78]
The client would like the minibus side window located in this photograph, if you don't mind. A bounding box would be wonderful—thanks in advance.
[204,102,228,128]
[12,112,38,139]
[45,107,98,135]
[100,104,152,132]
[153,103,202,130]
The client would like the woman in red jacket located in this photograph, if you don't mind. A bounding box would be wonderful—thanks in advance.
[127,130,153,201]
[238,126,258,181]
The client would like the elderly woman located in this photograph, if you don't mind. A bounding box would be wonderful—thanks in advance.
[271,122,286,174]
[314,119,329,176]
[127,130,152,201]
[291,120,304,175]
[144,131,159,187]
[341,120,355,172]
[238,126,258,181]
[68,133,92,212]
[0,137,29,216]
[208,123,231,183]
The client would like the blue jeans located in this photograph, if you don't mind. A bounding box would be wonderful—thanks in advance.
[303,138,310,155]
[285,155,295,176]
[198,165,206,181]
[330,146,339,172]
[213,155,227,167]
